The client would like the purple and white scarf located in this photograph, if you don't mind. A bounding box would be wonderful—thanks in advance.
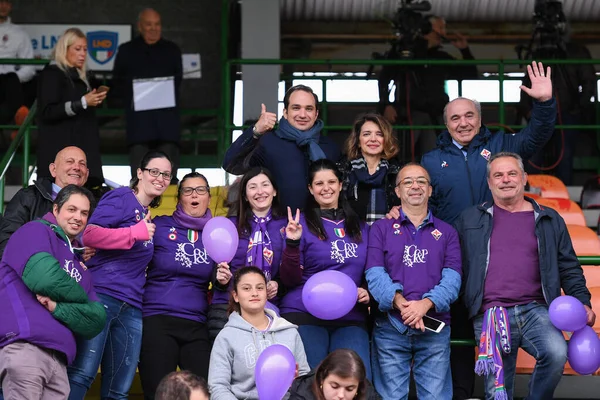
[475,306,512,400]
[246,211,274,281]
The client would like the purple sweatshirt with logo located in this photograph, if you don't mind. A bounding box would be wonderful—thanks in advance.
[211,215,287,305]
[0,214,97,364]
[143,215,214,322]
[366,212,462,324]
[84,187,154,309]
[279,215,369,324]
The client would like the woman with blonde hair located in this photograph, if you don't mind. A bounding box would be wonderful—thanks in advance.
[37,27,107,187]
[340,113,400,225]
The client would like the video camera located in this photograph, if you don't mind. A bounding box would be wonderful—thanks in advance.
[517,0,567,60]
[375,0,432,60]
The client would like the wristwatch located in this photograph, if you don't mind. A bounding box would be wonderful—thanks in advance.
[252,125,260,139]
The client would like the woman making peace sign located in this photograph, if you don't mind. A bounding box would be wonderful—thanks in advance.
[279,159,372,378]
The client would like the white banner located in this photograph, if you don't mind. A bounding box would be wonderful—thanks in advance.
[22,24,132,71]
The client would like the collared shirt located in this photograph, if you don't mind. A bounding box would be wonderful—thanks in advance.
[51,183,62,200]
[452,138,468,157]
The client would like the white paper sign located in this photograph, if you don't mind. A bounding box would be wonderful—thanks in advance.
[133,76,176,112]
[183,53,201,79]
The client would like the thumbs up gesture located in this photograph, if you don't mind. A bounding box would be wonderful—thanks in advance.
[253,103,278,136]
[144,210,156,239]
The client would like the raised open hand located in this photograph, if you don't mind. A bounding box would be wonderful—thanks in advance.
[285,206,302,240]
[520,61,552,102]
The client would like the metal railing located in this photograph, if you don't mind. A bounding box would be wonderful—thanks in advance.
[223,58,600,168]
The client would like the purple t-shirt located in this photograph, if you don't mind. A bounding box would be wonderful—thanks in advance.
[0,214,97,364]
[211,215,287,305]
[366,211,462,324]
[143,215,214,322]
[86,187,154,309]
[481,205,544,311]
[279,215,369,324]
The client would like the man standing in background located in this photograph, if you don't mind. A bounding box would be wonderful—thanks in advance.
[113,8,182,183]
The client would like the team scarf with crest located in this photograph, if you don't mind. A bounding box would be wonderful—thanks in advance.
[475,306,511,400]
[247,211,274,281]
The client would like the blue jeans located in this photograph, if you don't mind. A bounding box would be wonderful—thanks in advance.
[372,317,452,400]
[297,324,371,380]
[473,302,567,400]
[67,293,143,400]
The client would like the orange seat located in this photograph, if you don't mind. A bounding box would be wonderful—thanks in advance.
[528,174,569,199]
[567,225,600,256]
[536,198,586,226]
[525,192,542,200]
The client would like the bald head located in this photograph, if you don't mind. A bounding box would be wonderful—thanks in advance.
[49,146,89,188]
[138,8,162,45]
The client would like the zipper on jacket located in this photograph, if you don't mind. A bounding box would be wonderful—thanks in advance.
[464,152,476,205]
[534,211,549,303]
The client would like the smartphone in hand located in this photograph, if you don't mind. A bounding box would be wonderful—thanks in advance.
[423,315,446,333]
[97,85,110,93]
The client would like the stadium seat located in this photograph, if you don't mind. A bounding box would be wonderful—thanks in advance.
[567,225,600,256]
[536,198,586,226]
[527,174,569,199]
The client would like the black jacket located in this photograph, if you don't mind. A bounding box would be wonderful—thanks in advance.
[37,64,104,187]
[112,36,183,145]
[289,370,381,400]
[454,197,591,320]
[222,125,342,212]
[0,178,54,258]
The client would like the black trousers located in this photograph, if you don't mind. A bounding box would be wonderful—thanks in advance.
[450,300,475,400]
[138,314,211,400]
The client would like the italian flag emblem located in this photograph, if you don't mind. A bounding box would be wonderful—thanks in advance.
[188,229,199,243]
[334,228,345,238]
[168,232,177,241]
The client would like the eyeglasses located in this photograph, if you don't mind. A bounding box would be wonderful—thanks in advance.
[181,186,210,196]
[397,178,430,188]
[144,168,172,181]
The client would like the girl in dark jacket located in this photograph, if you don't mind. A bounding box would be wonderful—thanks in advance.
[37,28,107,187]
[289,349,381,400]
[340,113,400,225]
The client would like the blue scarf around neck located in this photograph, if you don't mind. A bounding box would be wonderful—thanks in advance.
[274,117,326,162]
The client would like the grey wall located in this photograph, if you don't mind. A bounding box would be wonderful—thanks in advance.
[11,0,223,109]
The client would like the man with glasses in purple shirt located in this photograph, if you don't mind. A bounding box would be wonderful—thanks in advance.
[366,163,462,399]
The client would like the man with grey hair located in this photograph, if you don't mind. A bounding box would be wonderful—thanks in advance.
[419,60,556,400]
[454,151,594,400]
[112,7,182,183]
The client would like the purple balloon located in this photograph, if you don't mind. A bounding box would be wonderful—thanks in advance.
[568,326,600,375]
[265,301,280,317]
[255,344,296,400]
[302,270,357,320]
[549,295,588,332]
[201,217,239,263]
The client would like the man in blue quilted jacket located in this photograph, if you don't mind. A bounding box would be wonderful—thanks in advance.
[420,60,555,400]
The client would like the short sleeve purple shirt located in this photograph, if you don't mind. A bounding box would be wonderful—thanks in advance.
[366,210,462,324]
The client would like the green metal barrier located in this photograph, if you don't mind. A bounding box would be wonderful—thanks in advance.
[223,58,600,172]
